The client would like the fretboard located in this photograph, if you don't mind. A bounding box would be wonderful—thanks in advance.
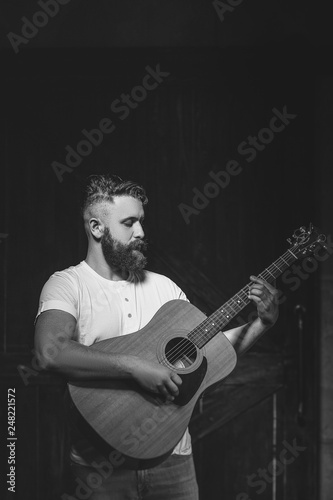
[188,248,298,349]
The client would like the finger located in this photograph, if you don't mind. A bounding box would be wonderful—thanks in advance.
[248,286,267,298]
[248,287,273,303]
[165,378,180,396]
[157,385,174,402]
[249,282,276,301]
[248,290,264,302]
[250,275,278,295]
[170,372,182,386]
[248,288,272,305]
[248,283,263,291]
[247,294,262,305]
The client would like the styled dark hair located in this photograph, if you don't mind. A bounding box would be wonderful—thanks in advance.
[81,174,148,216]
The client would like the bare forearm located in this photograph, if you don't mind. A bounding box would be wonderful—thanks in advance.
[39,339,138,380]
[34,311,181,397]
[224,317,272,356]
[38,339,182,399]
[223,274,279,355]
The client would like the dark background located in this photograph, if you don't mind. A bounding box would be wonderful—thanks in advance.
[0,1,333,499]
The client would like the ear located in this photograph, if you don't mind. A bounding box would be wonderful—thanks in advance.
[88,218,104,240]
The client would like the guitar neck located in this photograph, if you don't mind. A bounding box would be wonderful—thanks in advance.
[188,248,298,349]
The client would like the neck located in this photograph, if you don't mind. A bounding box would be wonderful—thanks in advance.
[85,248,128,281]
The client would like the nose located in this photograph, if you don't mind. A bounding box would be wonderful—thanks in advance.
[134,221,144,239]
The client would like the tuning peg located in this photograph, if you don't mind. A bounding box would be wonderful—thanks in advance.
[287,238,293,245]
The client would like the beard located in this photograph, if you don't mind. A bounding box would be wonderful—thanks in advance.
[101,227,148,280]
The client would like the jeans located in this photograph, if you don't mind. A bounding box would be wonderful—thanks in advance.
[67,453,199,500]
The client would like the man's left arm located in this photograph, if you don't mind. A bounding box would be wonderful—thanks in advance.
[223,275,279,356]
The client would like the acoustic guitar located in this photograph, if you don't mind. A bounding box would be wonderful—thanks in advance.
[68,224,327,469]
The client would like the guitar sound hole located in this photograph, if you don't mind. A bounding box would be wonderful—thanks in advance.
[165,337,197,369]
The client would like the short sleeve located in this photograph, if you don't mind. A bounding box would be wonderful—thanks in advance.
[165,276,189,303]
[35,271,79,323]
[176,286,189,302]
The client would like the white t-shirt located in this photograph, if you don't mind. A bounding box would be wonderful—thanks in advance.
[36,261,192,462]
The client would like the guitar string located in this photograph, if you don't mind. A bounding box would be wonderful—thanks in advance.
[164,251,296,364]
[187,250,298,350]
[161,252,296,366]
[189,252,295,350]
[162,252,295,364]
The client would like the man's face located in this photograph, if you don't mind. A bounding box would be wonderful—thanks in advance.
[100,196,147,275]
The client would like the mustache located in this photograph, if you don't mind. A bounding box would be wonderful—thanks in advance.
[128,239,148,252]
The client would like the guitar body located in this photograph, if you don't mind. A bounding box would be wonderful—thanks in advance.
[68,299,237,468]
[68,223,327,469]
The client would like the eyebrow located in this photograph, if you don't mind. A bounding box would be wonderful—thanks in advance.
[120,215,145,223]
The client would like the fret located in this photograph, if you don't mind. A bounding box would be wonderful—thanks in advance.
[271,261,283,272]
[287,248,298,259]
[216,305,233,319]
[231,296,246,309]
[187,226,323,349]
[262,268,276,280]
[238,289,250,302]
[190,252,301,349]
[229,297,241,312]
[203,321,218,332]
[280,255,290,266]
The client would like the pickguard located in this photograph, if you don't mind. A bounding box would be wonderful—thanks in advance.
[173,357,208,406]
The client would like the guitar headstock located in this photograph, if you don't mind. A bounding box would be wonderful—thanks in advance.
[287,223,327,257]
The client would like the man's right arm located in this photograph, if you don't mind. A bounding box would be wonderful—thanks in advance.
[34,309,181,400]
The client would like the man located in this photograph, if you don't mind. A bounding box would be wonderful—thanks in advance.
[34,174,279,500]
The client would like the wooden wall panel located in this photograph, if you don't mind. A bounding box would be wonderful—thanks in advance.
[1,47,320,499]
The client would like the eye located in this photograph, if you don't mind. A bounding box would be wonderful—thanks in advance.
[123,221,133,228]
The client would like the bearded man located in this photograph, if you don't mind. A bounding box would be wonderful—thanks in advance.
[34,174,278,499]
